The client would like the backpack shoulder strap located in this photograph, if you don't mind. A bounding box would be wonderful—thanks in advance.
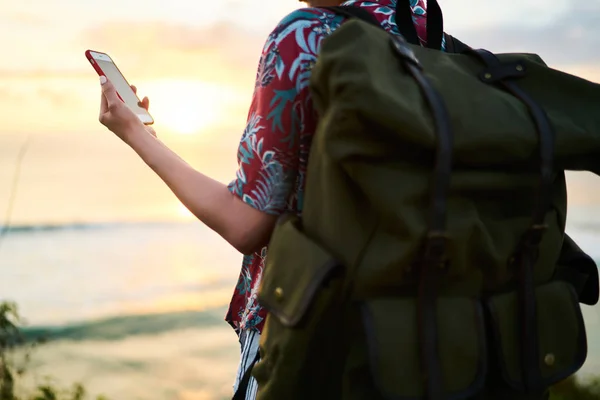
[395,0,443,50]
[321,5,384,30]
[324,4,472,56]
[444,34,471,53]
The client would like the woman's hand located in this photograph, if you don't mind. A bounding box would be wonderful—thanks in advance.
[132,85,157,138]
[98,76,155,141]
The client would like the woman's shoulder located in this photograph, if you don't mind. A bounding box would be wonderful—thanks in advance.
[264,2,400,50]
[265,7,343,45]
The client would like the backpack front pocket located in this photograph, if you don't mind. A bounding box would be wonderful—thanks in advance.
[360,296,487,400]
[486,279,588,391]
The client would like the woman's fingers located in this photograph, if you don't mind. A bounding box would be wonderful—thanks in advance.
[131,85,150,110]
[140,96,150,110]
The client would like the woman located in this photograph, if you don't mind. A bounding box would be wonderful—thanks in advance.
[97,0,432,397]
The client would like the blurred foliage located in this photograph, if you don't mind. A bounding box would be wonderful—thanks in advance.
[0,302,108,400]
[550,374,600,400]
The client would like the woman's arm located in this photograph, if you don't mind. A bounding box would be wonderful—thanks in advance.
[126,126,277,255]
[98,78,277,255]
[98,24,301,254]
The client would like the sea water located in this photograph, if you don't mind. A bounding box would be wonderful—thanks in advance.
[0,222,244,399]
[0,219,599,399]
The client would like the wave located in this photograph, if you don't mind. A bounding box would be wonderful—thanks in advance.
[2,213,600,236]
[3,219,600,234]
[568,221,600,234]
[0,221,193,234]
[20,307,229,343]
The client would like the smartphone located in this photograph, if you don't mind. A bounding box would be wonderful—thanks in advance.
[85,50,154,125]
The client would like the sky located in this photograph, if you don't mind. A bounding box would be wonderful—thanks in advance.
[0,0,599,225]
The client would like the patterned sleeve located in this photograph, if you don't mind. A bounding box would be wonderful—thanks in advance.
[227,25,304,216]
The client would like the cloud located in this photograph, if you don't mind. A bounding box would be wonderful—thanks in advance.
[77,20,269,87]
[3,1,599,87]
[441,0,572,30]
[0,11,50,26]
[83,21,266,69]
[446,0,600,68]
[36,87,81,107]
[79,1,598,77]
[0,86,24,102]
[0,69,90,80]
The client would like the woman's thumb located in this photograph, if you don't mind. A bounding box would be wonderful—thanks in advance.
[100,76,119,107]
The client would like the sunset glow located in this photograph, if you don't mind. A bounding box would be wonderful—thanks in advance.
[175,202,196,220]
[143,80,223,135]
[1,0,599,226]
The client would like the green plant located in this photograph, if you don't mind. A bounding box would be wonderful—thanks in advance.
[550,374,600,400]
[0,301,108,400]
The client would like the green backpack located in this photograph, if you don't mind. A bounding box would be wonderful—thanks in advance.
[249,1,600,399]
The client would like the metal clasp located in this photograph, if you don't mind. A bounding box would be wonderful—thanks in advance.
[390,36,422,69]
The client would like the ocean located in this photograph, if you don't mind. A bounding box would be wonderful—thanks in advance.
[0,219,599,399]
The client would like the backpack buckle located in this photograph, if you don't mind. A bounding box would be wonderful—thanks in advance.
[390,36,422,69]
[522,224,548,248]
[422,231,449,270]
[508,224,548,269]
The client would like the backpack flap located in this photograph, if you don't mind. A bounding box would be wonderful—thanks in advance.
[258,214,342,328]
[253,215,348,398]
[360,297,487,399]
[486,280,588,391]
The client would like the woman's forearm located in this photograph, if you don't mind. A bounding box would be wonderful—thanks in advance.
[124,126,276,254]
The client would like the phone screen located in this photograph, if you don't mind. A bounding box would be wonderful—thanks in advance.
[87,51,153,125]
